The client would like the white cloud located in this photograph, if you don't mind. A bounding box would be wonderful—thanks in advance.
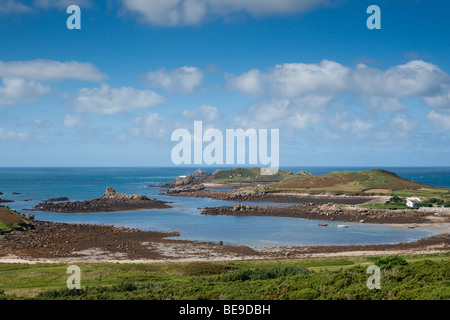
[228,60,350,98]
[423,84,450,109]
[145,66,204,94]
[0,0,33,15]
[0,127,29,140]
[428,111,450,130]
[121,0,331,26]
[360,96,406,112]
[0,77,51,107]
[0,60,106,82]
[339,118,374,134]
[229,60,450,113]
[227,69,264,97]
[70,84,166,115]
[133,113,171,138]
[182,105,221,122]
[235,97,327,131]
[353,60,448,98]
[388,114,419,132]
[63,114,83,128]
[33,0,93,8]
[287,112,322,130]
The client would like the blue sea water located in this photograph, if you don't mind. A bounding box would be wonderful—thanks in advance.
[0,166,447,248]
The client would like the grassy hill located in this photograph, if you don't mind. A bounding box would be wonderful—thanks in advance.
[0,206,32,234]
[211,167,312,183]
[269,168,450,200]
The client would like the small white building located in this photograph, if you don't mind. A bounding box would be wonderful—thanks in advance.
[406,197,421,208]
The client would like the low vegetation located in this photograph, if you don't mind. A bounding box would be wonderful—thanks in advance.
[211,167,311,183]
[0,253,449,300]
[0,206,32,234]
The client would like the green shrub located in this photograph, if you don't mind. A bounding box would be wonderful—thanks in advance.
[374,256,408,269]
[178,262,237,276]
[217,266,310,282]
[289,288,319,300]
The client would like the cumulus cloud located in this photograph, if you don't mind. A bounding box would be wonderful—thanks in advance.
[423,84,450,109]
[228,59,450,112]
[353,60,448,97]
[235,96,328,132]
[181,105,221,122]
[145,66,204,94]
[70,84,166,115]
[428,111,450,130]
[133,113,172,138]
[228,60,350,98]
[0,77,51,107]
[0,60,106,82]
[121,0,331,26]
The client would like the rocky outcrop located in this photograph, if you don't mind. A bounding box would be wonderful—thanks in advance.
[34,188,171,213]
[191,169,211,178]
[165,184,206,195]
[44,197,69,202]
[201,203,439,224]
[0,199,14,203]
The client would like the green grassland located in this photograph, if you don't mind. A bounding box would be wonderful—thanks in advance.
[268,168,450,202]
[1,253,449,300]
[210,167,312,183]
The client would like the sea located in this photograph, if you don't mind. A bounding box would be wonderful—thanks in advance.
[1,166,449,248]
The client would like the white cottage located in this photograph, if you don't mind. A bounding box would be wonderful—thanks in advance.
[406,197,421,208]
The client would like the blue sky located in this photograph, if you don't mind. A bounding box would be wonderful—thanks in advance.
[1,0,450,167]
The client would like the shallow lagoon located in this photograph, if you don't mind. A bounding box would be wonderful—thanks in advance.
[0,167,441,248]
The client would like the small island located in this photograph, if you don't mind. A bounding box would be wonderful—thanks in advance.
[34,187,172,213]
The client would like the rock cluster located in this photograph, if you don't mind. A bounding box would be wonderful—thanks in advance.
[201,203,436,224]
[165,184,206,194]
[191,169,211,178]
[34,187,171,213]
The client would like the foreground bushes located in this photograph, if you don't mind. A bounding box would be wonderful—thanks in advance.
[32,259,450,300]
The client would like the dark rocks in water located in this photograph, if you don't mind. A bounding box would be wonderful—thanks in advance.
[11,192,22,195]
[45,197,70,202]
[0,198,14,203]
[34,187,171,213]
[0,191,3,195]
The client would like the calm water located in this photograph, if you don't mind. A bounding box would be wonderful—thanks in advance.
[1,167,447,247]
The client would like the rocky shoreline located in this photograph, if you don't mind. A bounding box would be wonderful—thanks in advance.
[163,186,377,205]
[0,219,448,262]
[34,187,171,213]
[201,203,448,224]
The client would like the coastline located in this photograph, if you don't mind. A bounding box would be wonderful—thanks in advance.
[0,219,448,264]
[200,203,450,225]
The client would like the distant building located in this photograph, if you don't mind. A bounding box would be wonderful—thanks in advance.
[406,197,421,208]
